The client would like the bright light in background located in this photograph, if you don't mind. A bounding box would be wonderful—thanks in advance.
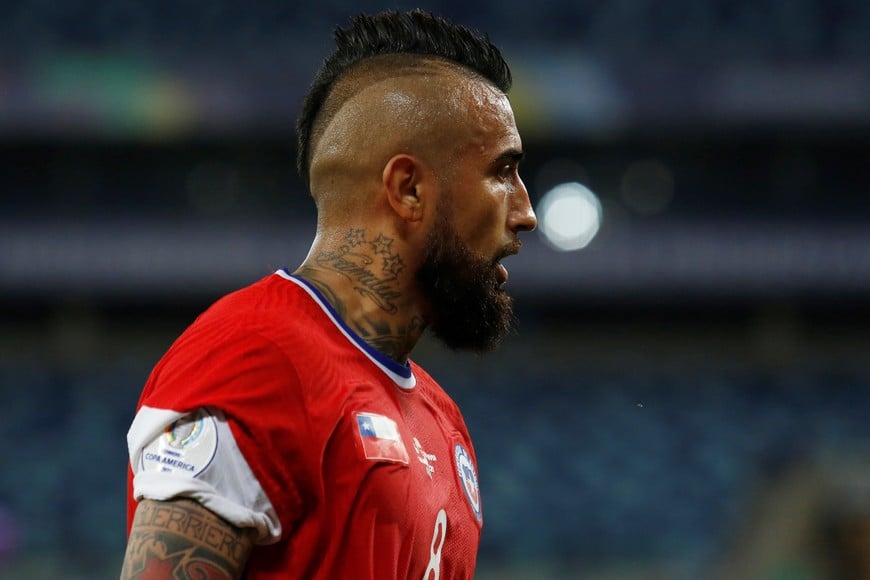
[537,182,602,251]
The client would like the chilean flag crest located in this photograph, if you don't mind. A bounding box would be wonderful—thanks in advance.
[454,443,482,523]
[356,412,409,464]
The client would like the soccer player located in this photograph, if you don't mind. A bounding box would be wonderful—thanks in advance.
[121,9,536,579]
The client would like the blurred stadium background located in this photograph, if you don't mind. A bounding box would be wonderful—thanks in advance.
[1,1,869,578]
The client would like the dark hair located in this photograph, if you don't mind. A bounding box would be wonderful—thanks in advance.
[295,9,512,187]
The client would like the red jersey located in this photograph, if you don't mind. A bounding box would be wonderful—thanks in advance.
[126,270,483,579]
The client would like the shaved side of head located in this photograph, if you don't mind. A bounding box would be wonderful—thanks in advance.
[308,56,488,215]
[296,10,513,190]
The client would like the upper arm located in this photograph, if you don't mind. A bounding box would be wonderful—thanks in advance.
[121,498,256,580]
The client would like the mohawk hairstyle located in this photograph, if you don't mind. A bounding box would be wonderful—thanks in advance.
[295,9,512,188]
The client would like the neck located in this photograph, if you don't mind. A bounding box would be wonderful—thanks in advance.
[294,227,427,363]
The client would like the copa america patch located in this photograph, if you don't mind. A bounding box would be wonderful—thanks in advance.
[454,443,482,522]
[140,409,218,476]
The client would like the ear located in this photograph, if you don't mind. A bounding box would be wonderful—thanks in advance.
[382,154,431,222]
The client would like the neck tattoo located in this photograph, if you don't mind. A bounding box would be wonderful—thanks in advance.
[313,229,405,314]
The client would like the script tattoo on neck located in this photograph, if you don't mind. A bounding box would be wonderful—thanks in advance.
[356,314,425,363]
[314,229,404,314]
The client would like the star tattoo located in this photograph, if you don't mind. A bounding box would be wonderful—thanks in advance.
[346,228,366,247]
[371,234,393,256]
[382,254,405,277]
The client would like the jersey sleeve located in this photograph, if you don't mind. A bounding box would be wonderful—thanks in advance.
[128,317,312,544]
[128,406,282,543]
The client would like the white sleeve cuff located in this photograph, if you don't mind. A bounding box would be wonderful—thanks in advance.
[128,405,282,544]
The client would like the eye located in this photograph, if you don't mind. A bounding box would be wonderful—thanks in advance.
[498,163,517,180]
[493,151,524,181]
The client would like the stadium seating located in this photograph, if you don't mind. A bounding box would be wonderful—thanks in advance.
[2,356,868,577]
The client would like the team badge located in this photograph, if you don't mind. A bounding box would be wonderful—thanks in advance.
[454,443,482,522]
[356,412,409,464]
[140,409,218,476]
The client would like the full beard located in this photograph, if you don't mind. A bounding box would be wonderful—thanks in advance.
[416,210,515,353]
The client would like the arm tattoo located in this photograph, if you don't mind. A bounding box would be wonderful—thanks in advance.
[313,229,404,314]
[121,499,253,580]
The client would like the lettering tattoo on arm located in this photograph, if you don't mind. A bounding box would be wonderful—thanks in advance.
[121,499,254,580]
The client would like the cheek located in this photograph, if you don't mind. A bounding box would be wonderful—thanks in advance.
[456,190,506,251]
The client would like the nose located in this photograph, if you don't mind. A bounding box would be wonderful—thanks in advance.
[508,176,537,233]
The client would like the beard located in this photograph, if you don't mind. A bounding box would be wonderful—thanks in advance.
[416,207,516,353]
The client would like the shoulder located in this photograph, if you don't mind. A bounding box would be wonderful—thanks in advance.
[410,361,469,430]
[203,271,311,325]
[142,273,328,410]
[181,271,334,350]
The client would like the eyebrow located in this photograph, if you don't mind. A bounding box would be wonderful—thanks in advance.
[494,149,525,164]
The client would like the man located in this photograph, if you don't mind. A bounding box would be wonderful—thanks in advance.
[121,9,536,579]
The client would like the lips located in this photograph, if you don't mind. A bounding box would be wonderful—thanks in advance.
[496,262,509,284]
[494,241,521,285]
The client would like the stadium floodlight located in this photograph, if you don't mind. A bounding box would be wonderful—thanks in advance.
[536,182,602,251]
